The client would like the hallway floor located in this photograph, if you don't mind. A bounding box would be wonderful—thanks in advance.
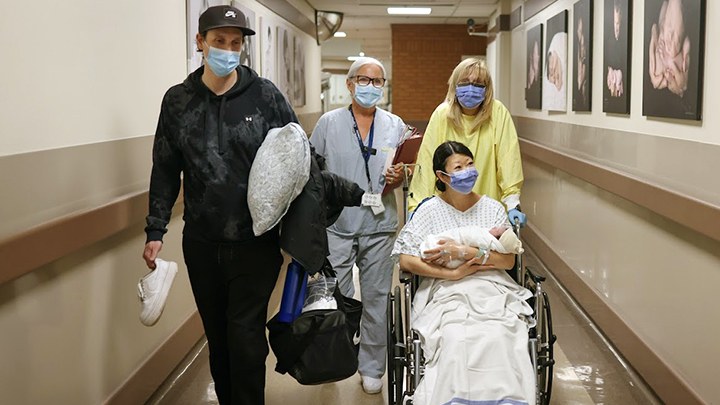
[146,246,663,405]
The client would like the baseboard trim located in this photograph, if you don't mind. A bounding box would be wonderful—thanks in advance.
[103,311,204,405]
[523,223,706,405]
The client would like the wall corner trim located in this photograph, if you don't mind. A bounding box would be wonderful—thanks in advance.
[524,223,707,405]
[103,311,204,405]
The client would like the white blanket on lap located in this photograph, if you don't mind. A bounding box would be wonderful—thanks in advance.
[411,269,536,405]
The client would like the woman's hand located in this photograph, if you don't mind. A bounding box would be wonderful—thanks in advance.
[422,239,477,267]
[445,257,484,280]
[385,163,404,186]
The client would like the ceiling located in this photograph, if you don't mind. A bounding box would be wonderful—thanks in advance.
[308,0,499,65]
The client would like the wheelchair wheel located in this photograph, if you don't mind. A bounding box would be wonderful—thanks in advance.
[387,286,406,405]
[537,291,556,405]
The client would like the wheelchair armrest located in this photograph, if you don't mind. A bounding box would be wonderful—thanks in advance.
[525,266,546,283]
[399,270,413,284]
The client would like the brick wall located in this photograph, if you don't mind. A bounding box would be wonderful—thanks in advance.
[391,24,487,122]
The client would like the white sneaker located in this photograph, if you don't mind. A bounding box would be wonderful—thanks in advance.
[138,259,178,326]
[361,375,383,394]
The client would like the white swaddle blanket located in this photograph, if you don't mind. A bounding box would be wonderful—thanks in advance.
[412,226,536,405]
[420,226,524,269]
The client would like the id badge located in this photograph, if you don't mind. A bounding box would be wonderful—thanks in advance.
[371,203,386,215]
[361,192,382,207]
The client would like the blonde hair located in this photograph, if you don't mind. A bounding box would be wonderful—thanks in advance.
[445,58,495,135]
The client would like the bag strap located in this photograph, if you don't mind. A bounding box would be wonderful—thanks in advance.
[275,315,323,374]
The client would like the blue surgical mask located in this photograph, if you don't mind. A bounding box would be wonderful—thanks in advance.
[205,43,240,77]
[442,166,479,194]
[354,84,384,108]
[456,85,486,109]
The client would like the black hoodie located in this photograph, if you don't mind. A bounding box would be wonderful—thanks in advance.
[145,66,298,243]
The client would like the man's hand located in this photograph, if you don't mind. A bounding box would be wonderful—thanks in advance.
[143,241,163,269]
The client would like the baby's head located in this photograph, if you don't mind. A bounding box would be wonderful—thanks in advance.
[489,226,507,239]
[613,0,623,40]
[659,0,687,68]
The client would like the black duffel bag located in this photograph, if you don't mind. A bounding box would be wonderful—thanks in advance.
[268,281,363,385]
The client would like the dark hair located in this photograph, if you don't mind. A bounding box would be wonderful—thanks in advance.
[432,141,474,192]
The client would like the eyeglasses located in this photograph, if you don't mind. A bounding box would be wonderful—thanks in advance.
[457,81,486,89]
[352,75,386,88]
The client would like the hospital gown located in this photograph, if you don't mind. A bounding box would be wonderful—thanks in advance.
[392,196,536,405]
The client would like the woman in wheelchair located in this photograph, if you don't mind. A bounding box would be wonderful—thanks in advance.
[391,141,537,405]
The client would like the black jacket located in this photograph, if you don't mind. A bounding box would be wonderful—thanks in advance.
[280,151,364,273]
[145,66,298,243]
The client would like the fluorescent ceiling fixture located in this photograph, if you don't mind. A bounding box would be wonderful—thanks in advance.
[334,31,347,37]
[348,56,361,61]
[387,7,431,15]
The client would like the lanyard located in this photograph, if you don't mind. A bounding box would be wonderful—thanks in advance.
[349,105,376,193]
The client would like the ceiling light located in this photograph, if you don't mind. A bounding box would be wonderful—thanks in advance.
[387,7,431,15]
[348,56,361,61]
[359,52,365,57]
[334,31,347,38]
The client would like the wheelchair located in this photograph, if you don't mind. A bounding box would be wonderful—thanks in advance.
[386,221,557,405]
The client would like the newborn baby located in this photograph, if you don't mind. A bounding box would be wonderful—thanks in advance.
[420,226,524,269]
[649,0,690,96]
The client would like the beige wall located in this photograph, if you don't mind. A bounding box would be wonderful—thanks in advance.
[0,0,323,404]
[504,0,720,403]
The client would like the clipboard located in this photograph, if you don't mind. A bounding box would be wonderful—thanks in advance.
[382,133,423,195]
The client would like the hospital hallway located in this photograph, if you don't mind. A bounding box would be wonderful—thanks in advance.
[3,0,720,404]
[145,247,662,405]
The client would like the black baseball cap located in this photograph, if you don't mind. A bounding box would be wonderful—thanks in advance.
[199,6,256,36]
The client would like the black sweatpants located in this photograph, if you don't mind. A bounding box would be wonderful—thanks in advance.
[182,235,283,405]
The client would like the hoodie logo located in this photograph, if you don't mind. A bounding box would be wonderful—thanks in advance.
[225,10,237,18]
[245,116,253,122]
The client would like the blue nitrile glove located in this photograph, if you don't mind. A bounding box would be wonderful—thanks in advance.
[508,208,527,227]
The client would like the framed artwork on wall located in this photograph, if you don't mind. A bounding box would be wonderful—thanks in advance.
[260,18,276,82]
[526,23,543,110]
[642,0,706,120]
[543,10,568,112]
[293,35,306,107]
[603,0,632,114]
[277,26,294,101]
[573,0,593,111]
[232,2,257,71]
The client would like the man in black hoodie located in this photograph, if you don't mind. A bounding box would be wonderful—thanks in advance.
[141,6,297,405]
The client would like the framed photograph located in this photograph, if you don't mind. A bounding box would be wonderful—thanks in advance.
[642,0,706,120]
[543,10,568,111]
[186,0,226,74]
[260,17,276,82]
[276,26,294,101]
[232,2,257,71]
[293,35,306,107]
[603,0,632,114]
[573,0,593,111]
[526,24,544,110]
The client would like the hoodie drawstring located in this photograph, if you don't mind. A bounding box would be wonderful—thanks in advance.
[203,92,229,154]
[219,96,227,154]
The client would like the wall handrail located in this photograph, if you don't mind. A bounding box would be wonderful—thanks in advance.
[0,190,161,286]
[520,138,720,244]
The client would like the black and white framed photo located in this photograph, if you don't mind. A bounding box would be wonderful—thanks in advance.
[526,24,544,110]
[543,10,568,111]
[276,26,294,100]
[643,0,706,120]
[260,17,276,82]
[573,0,593,111]
[292,36,306,107]
[232,2,257,71]
[603,0,632,114]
